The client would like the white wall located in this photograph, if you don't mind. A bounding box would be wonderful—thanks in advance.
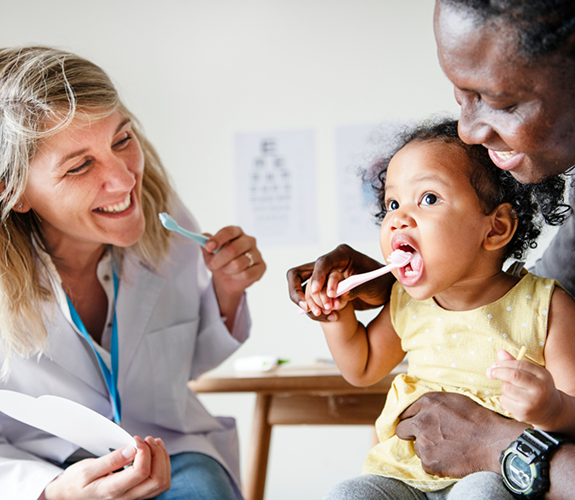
[0,1,469,498]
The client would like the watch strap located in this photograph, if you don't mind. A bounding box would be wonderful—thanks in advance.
[519,429,564,464]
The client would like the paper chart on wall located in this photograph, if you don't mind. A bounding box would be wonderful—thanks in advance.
[235,130,318,247]
[335,122,401,242]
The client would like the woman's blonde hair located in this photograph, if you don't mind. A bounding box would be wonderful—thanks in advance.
[0,46,175,373]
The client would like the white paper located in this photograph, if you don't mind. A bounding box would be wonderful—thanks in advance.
[235,130,318,247]
[233,355,280,372]
[0,390,136,457]
[335,122,402,242]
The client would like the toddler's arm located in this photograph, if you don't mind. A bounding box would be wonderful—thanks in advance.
[320,299,405,387]
[487,287,575,438]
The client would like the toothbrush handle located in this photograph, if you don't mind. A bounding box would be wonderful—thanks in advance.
[174,227,209,247]
[335,264,397,297]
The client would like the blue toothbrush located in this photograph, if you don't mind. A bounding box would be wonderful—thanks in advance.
[159,213,219,253]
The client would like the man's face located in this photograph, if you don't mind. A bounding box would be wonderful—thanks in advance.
[434,1,575,183]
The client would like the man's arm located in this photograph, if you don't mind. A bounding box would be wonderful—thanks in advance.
[395,392,575,499]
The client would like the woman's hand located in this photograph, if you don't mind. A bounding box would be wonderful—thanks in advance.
[44,436,170,500]
[487,349,563,429]
[287,244,392,321]
[202,226,265,330]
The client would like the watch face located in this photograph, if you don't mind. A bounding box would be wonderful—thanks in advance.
[504,454,533,491]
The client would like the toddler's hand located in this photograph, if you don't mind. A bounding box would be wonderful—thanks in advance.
[302,271,347,320]
[486,349,562,428]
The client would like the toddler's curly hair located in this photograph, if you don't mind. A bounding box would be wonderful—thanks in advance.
[367,118,571,261]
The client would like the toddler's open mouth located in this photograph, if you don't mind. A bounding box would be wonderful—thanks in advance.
[394,243,423,282]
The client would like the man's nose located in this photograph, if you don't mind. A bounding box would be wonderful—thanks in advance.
[455,88,494,146]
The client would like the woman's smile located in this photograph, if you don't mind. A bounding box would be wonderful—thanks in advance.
[95,193,132,214]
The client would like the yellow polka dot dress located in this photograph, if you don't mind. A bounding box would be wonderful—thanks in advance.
[362,272,556,491]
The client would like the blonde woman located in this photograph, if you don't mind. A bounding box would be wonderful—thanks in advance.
[0,46,265,500]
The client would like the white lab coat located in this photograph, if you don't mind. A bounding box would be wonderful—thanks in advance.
[0,204,250,500]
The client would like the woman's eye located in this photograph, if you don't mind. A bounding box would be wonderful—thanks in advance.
[387,200,399,211]
[421,193,439,206]
[113,132,132,149]
[67,160,92,175]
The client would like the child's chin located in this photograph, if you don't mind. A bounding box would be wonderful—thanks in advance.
[402,287,431,301]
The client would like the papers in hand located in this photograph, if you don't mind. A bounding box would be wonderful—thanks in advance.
[0,390,136,457]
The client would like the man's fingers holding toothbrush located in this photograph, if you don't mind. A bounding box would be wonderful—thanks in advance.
[302,271,346,319]
[287,262,339,321]
[287,244,392,321]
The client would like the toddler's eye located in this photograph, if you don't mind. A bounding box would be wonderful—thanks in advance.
[387,200,399,211]
[421,193,440,206]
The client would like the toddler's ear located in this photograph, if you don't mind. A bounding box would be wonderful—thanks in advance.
[484,203,517,251]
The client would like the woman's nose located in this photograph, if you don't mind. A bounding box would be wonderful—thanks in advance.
[454,88,494,146]
[102,155,136,192]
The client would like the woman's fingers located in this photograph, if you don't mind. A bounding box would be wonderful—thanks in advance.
[122,437,171,499]
[202,227,265,285]
[87,445,138,483]
[44,442,143,499]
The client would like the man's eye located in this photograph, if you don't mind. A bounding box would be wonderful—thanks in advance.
[421,193,439,205]
[387,200,399,211]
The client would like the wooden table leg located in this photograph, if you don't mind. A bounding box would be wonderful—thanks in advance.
[243,393,272,500]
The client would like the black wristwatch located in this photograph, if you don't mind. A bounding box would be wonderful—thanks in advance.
[500,428,565,499]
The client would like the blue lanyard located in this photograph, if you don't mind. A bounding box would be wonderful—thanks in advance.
[66,270,121,425]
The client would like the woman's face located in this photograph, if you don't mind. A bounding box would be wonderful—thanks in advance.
[434,2,575,183]
[23,111,146,257]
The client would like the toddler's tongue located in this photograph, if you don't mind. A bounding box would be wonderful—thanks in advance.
[402,251,423,277]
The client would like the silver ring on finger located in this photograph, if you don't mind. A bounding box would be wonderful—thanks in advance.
[244,251,254,268]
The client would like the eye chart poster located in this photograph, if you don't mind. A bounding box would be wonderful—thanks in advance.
[335,122,400,242]
[235,130,318,247]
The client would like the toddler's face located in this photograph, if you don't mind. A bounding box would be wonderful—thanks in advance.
[379,139,495,301]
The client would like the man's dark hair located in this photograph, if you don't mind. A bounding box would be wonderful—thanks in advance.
[440,0,575,59]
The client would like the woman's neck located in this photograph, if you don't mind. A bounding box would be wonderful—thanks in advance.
[45,239,108,281]
[49,243,110,344]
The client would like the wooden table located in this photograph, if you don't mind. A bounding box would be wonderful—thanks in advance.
[189,362,406,500]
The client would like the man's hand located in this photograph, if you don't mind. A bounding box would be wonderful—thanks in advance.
[395,392,527,478]
[287,244,392,321]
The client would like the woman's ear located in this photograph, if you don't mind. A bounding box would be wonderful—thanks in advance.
[13,198,31,213]
[484,203,517,251]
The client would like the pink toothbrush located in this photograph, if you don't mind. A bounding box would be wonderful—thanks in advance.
[335,249,413,297]
[299,249,412,314]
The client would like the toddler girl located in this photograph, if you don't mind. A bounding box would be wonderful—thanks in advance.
[303,119,575,499]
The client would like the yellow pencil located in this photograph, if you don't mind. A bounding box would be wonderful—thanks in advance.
[516,345,527,361]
